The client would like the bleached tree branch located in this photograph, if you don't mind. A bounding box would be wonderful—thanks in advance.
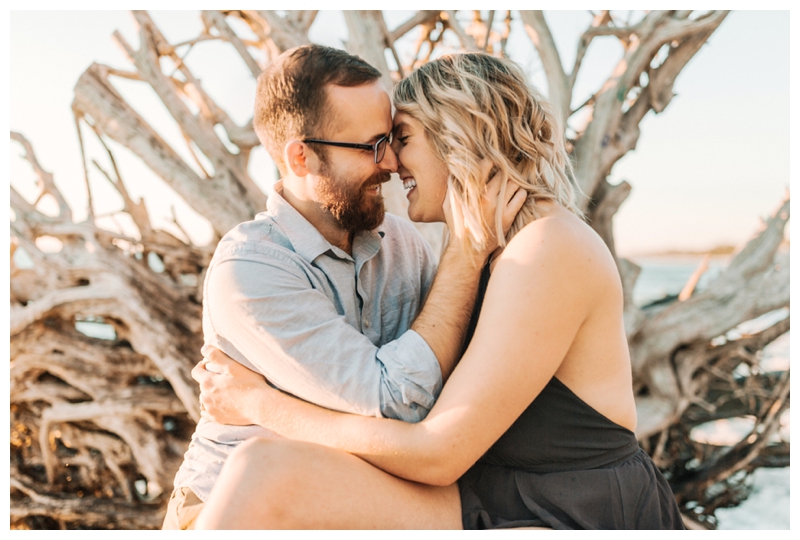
[519,10,570,122]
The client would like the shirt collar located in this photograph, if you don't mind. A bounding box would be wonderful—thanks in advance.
[267,180,385,264]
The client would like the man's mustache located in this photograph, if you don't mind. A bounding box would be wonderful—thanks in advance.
[362,172,391,192]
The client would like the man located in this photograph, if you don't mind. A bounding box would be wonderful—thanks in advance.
[163,44,492,529]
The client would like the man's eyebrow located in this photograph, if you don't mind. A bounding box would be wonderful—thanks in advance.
[366,132,389,143]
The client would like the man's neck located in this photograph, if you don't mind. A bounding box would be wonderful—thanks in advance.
[278,180,353,254]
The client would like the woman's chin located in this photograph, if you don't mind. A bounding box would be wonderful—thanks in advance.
[407,200,446,223]
[408,213,445,224]
[407,208,426,223]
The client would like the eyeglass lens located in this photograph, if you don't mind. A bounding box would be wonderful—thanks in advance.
[375,134,392,163]
[376,137,386,163]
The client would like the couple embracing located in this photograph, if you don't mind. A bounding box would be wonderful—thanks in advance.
[162,44,684,530]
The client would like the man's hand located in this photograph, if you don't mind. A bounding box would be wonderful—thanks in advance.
[192,346,271,426]
[443,161,526,265]
[498,175,527,237]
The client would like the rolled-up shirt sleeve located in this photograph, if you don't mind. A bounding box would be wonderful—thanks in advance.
[206,250,442,423]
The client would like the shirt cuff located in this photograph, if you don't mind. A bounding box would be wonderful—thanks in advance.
[376,329,443,422]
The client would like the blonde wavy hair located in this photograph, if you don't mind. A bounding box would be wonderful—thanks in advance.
[393,52,584,251]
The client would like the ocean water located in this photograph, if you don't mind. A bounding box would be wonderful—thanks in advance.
[632,256,790,530]
[631,255,729,307]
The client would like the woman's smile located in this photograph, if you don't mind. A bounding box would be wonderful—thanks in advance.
[402,176,417,198]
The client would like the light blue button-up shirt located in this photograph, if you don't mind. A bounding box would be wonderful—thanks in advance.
[173,182,441,501]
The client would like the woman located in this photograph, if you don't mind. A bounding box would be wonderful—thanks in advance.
[193,53,684,530]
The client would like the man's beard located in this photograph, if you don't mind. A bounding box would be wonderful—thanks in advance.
[316,165,388,233]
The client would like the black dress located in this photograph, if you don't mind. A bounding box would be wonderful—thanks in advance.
[458,265,684,530]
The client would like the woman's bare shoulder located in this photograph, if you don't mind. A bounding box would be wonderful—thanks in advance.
[497,206,620,294]
[504,208,602,260]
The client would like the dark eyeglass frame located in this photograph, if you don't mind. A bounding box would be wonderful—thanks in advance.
[303,133,393,164]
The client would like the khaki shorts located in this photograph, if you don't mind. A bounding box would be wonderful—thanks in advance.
[162,487,204,530]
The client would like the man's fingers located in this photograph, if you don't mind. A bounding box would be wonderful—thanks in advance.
[479,157,493,181]
[508,186,527,212]
[481,159,510,199]
[502,179,521,205]
[501,187,527,234]
[485,169,504,196]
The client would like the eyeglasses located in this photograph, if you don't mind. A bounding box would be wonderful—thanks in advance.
[303,133,393,164]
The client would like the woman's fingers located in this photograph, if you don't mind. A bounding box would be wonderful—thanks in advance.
[204,361,225,374]
[191,361,209,383]
[192,347,252,424]
[201,345,233,364]
[199,346,251,376]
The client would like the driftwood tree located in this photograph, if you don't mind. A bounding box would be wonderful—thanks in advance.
[10,10,788,529]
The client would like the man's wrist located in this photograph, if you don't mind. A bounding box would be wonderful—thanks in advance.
[444,244,486,275]
[412,240,484,381]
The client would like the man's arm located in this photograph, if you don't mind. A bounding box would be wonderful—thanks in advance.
[410,242,484,382]
[207,252,441,423]
[208,244,482,422]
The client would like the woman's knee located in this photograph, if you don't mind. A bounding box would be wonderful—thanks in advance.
[229,436,280,463]
[225,437,313,485]
[202,438,324,528]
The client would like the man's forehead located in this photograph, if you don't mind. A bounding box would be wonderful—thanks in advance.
[324,81,392,140]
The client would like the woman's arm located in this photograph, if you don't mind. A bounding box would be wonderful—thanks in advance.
[196,215,596,486]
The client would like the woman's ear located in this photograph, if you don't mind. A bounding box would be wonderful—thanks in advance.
[284,140,313,177]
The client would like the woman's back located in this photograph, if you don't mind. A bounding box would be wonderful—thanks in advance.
[491,201,637,432]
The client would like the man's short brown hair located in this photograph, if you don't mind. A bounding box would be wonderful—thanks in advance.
[254,44,382,175]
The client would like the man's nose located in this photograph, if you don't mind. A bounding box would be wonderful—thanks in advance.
[378,143,398,173]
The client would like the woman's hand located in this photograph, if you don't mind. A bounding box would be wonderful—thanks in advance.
[192,346,271,426]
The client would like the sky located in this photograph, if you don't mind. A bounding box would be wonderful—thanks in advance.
[7,9,792,257]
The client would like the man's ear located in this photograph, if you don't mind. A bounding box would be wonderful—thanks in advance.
[284,140,314,177]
